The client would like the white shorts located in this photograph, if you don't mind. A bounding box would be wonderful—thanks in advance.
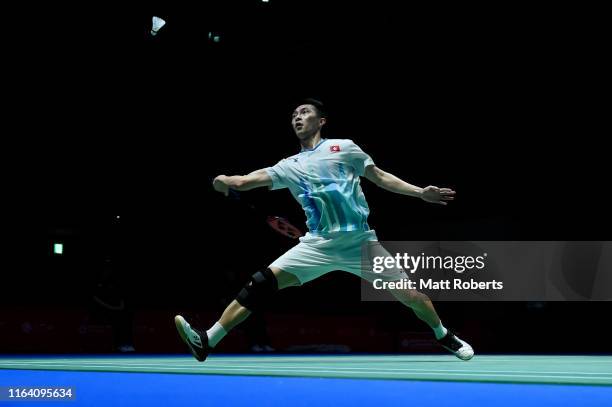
[269,230,408,285]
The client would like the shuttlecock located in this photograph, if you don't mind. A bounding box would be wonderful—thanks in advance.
[151,16,166,36]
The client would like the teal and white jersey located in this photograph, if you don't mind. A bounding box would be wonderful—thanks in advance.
[265,138,375,235]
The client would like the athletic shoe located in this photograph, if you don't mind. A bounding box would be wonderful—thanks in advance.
[174,315,210,362]
[437,330,474,361]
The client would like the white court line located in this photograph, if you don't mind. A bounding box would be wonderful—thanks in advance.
[2,357,611,364]
[0,362,612,381]
[1,361,612,376]
[0,362,612,378]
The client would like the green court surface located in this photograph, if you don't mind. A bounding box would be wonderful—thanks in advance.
[1,355,611,386]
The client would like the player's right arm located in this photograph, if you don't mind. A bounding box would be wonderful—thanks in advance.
[213,169,272,196]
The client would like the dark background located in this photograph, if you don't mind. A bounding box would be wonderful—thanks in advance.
[1,1,609,354]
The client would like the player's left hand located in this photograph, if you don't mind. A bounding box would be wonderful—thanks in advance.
[213,175,230,196]
[421,186,456,205]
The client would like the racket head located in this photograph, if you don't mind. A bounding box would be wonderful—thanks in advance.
[266,216,303,239]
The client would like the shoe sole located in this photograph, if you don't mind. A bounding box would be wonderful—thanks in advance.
[441,344,474,361]
[174,315,206,362]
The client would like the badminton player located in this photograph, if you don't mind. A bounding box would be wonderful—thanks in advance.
[175,99,474,362]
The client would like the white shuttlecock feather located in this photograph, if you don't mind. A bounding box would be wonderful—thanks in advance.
[151,16,166,36]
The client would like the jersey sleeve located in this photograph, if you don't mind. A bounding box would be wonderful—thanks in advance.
[344,140,375,176]
[264,159,289,190]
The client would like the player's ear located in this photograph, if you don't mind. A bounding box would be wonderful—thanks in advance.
[319,117,327,127]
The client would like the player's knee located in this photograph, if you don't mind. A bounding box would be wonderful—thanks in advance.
[235,268,279,312]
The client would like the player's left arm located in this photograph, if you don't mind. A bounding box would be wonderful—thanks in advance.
[364,165,456,205]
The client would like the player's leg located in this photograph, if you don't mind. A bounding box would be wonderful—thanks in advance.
[174,267,299,362]
[176,234,334,362]
[343,233,474,360]
[217,267,299,331]
[387,287,441,328]
[388,287,474,360]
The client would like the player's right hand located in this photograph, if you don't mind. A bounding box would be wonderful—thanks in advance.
[213,175,230,196]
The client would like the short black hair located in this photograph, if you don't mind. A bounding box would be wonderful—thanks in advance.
[297,98,328,119]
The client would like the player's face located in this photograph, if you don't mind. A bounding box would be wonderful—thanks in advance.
[291,104,325,139]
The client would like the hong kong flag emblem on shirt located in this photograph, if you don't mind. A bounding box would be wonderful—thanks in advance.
[330,145,341,153]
